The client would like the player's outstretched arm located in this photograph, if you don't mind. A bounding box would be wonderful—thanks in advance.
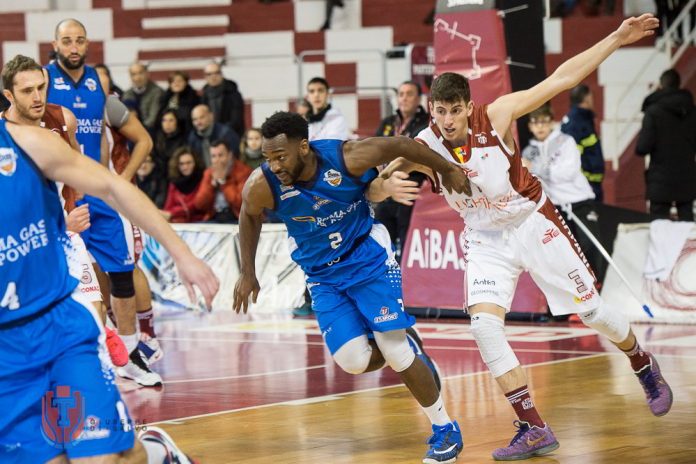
[233,169,274,314]
[488,14,659,131]
[344,136,471,195]
[7,123,219,309]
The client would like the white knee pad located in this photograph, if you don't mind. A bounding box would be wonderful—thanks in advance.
[470,312,520,378]
[333,335,372,375]
[579,302,630,344]
[373,329,416,373]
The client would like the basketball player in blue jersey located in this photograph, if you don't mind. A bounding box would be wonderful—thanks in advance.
[46,18,156,386]
[0,121,218,462]
[233,111,470,463]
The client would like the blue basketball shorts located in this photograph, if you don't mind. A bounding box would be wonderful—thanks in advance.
[78,196,135,273]
[0,293,135,463]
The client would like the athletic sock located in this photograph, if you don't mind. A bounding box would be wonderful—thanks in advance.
[622,340,651,372]
[506,386,544,428]
[422,395,452,427]
[121,334,138,354]
[137,308,156,338]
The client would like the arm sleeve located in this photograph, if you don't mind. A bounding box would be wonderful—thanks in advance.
[635,112,656,156]
[549,136,584,183]
[104,95,130,129]
[194,170,216,211]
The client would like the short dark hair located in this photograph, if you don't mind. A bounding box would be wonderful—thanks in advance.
[261,111,309,141]
[528,103,553,121]
[2,55,44,92]
[307,77,329,90]
[210,139,231,152]
[430,72,471,103]
[400,80,422,96]
[659,69,680,90]
[570,84,590,106]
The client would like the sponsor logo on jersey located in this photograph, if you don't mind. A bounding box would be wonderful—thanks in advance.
[73,96,87,110]
[291,216,316,222]
[85,78,98,92]
[280,185,295,192]
[42,386,85,448]
[312,195,331,210]
[323,169,342,186]
[542,227,560,244]
[472,278,495,286]
[567,269,588,294]
[53,77,71,91]
[452,146,469,163]
[475,132,488,144]
[374,306,398,324]
[573,288,596,303]
[280,190,301,200]
[0,147,18,176]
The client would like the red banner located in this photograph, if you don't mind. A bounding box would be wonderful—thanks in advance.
[401,9,546,313]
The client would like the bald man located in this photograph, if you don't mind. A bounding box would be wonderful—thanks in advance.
[123,62,164,131]
[201,61,245,137]
[188,103,240,166]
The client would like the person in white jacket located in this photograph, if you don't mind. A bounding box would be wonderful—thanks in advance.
[305,76,351,141]
[522,104,605,283]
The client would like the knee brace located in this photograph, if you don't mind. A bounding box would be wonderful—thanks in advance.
[578,302,630,344]
[470,312,520,378]
[333,335,372,375]
[108,271,135,299]
[373,330,415,373]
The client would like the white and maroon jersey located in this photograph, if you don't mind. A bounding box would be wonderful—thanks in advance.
[416,104,544,231]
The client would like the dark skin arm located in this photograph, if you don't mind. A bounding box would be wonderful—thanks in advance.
[343,136,471,196]
[232,168,274,314]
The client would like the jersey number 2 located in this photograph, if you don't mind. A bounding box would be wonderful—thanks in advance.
[1,282,20,310]
[329,232,343,249]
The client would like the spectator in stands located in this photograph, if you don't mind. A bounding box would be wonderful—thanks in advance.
[153,109,187,174]
[194,139,252,223]
[636,69,696,221]
[296,98,311,120]
[561,84,605,202]
[189,104,240,166]
[306,76,350,140]
[522,104,605,282]
[201,61,245,138]
[320,0,345,31]
[374,80,430,262]
[240,128,264,169]
[136,155,167,208]
[159,70,200,132]
[162,146,206,223]
[123,62,165,132]
[94,63,123,97]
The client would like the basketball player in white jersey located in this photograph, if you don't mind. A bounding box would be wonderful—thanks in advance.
[381,14,672,461]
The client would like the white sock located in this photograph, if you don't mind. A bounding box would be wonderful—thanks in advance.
[140,437,168,464]
[121,334,138,354]
[422,395,452,426]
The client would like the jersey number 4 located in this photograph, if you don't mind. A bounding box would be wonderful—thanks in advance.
[329,232,343,249]
[1,282,20,310]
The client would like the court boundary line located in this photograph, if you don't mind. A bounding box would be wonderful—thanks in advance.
[148,352,609,426]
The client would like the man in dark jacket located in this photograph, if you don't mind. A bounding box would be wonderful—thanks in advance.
[188,104,240,166]
[561,84,606,201]
[374,81,431,262]
[201,62,245,137]
[636,69,696,221]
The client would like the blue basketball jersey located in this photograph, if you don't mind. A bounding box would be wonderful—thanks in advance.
[45,62,105,162]
[0,120,77,324]
[261,139,380,274]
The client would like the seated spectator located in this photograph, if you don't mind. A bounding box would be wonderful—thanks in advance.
[188,104,240,166]
[123,62,165,132]
[305,77,350,140]
[162,146,206,223]
[201,61,245,137]
[239,128,264,169]
[136,155,167,208]
[194,139,252,223]
[153,109,187,173]
[159,71,200,132]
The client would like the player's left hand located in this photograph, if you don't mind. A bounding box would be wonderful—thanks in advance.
[384,171,420,205]
[616,14,659,46]
[233,274,260,314]
[177,256,220,311]
[66,204,90,233]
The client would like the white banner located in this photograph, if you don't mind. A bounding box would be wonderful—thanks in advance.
[601,223,696,324]
[139,223,306,313]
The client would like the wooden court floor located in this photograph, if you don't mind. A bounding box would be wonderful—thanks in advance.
[120,313,696,463]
